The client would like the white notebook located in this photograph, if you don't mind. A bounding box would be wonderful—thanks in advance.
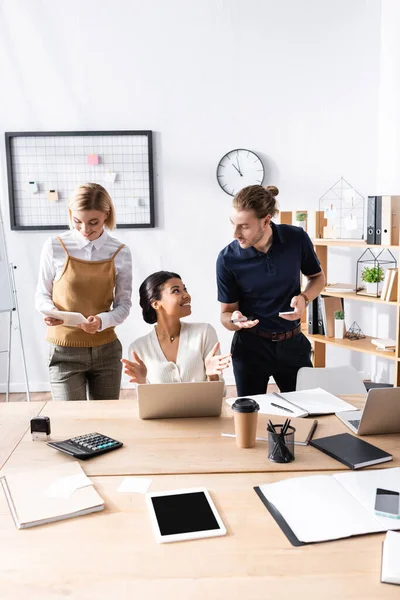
[0,462,104,529]
[41,309,89,327]
[382,531,400,585]
[273,388,357,416]
[257,467,400,544]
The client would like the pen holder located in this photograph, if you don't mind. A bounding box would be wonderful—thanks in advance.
[267,425,295,463]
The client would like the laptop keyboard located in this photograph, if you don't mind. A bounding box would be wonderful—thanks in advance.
[349,419,361,429]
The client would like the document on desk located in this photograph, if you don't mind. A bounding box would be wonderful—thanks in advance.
[273,387,357,416]
[225,394,308,418]
[0,462,104,529]
[40,309,89,327]
[255,467,400,545]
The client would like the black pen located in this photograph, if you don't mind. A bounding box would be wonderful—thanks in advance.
[270,402,294,414]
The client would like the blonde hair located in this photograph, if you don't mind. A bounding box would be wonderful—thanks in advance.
[68,183,116,230]
[232,185,279,219]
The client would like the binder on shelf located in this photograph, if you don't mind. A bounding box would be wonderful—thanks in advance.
[367,196,377,244]
[389,196,400,246]
[375,196,382,245]
[307,298,319,334]
[320,296,343,338]
[317,296,325,335]
[381,196,393,246]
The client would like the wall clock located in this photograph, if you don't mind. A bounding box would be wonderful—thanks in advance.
[216,149,265,196]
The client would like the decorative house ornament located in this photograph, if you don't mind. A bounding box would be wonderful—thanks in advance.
[318,177,365,240]
[356,248,397,298]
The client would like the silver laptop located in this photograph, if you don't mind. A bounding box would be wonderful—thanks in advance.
[336,387,400,435]
[137,381,225,420]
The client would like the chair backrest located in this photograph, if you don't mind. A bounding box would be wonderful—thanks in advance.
[295,366,366,395]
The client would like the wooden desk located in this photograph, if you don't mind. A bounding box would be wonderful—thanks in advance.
[0,402,46,470]
[2,397,400,477]
[0,471,397,600]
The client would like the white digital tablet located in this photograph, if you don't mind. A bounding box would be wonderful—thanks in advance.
[40,310,89,327]
[146,487,227,543]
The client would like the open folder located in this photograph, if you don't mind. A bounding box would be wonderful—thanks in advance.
[0,462,104,529]
[227,388,356,418]
[255,467,400,546]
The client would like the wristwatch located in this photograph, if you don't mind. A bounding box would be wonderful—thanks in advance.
[299,292,310,307]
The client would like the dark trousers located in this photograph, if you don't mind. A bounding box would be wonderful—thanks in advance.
[231,330,313,396]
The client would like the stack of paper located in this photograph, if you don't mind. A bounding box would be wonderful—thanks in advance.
[371,338,396,352]
[382,531,400,585]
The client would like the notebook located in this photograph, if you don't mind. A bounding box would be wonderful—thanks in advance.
[310,433,393,469]
[0,462,104,529]
[255,467,400,545]
[381,531,400,585]
[272,388,357,416]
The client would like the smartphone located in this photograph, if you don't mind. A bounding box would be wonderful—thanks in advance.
[374,487,400,519]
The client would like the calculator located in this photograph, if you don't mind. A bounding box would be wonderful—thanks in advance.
[47,432,123,460]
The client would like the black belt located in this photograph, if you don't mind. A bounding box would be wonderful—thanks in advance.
[247,323,302,342]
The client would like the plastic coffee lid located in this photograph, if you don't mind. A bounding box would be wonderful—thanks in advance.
[231,398,260,413]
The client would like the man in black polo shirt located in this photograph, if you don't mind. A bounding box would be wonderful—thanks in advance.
[217,184,325,396]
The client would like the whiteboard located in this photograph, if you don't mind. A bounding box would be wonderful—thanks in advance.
[0,207,14,312]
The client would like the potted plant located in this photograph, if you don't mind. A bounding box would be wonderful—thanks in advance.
[334,310,345,339]
[361,266,384,295]
[295,211,308,230]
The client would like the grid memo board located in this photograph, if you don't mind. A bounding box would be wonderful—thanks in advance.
[5,130,155,230]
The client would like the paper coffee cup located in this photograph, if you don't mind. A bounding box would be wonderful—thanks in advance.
[231,398,260,448]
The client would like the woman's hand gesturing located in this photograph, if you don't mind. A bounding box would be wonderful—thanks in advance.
[205,342,231,377]
[121,351,148,384]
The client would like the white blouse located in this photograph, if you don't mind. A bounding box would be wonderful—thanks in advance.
[128,322,219,383]
[35,228,132,331]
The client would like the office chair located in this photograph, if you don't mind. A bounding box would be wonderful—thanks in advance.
[296,366,366,395]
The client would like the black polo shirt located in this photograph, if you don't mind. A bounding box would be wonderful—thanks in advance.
[216,222,321,333]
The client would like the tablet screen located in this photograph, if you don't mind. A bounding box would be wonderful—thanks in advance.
[150,491,221,536]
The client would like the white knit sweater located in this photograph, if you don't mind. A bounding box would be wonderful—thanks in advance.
[128,322,219,384]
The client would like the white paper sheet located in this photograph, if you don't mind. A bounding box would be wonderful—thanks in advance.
[275,388,357,415]
[117,477,152,494]
[41,310,89,327]
[44,472,92,499]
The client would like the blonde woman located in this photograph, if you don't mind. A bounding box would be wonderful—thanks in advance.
[35,183,132,400]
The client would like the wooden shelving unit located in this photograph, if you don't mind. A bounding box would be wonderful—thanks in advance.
[280,210,400,385]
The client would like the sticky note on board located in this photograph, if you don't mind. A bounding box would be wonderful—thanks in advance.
[104,171,117,183]
[47,190,59,202]
[27,181,38,193]
[88,154,99,165]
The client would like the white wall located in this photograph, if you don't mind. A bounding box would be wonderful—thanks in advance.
[0,0,383,390]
